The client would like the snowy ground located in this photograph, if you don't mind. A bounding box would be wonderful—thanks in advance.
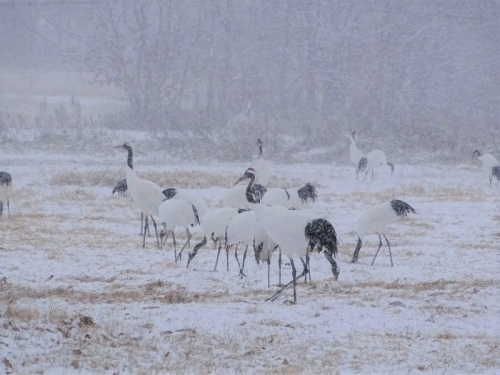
[1,150,499,374]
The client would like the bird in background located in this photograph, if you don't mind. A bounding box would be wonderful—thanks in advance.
[472,149,500,186]
[0,171,12,219]
[358,149,394,182]
[351,200,415,267]
[349,130,365,180]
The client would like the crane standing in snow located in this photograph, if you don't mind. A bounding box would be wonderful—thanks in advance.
[158,199,200,262]
[186,207,240,270]
[115,142,165,247]
[358,149,394,182]
[472,149,500,186]
[351,200,415,266]
[349,131,365,180]
[0,171,12,219]
[235,167,339,303]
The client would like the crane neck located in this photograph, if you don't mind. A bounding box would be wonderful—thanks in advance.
[123,144,134,169]
[245,175,259,204]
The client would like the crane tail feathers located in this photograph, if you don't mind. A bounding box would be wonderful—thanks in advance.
[298,183,318,203]
[390,200,416,217]
[492,166,500,181]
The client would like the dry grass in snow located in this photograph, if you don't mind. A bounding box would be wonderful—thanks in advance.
[1,153,499,374]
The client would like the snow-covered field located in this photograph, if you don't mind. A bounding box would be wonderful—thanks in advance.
[1,150,499,374]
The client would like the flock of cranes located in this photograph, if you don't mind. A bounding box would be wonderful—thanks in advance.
[111,136,418,303]
[1,133,498,303]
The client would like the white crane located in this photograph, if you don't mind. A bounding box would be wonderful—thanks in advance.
[261,183,318,209]
[186,207,240,270]
[116,142,208,247]
[112,178,148,236]
[0,171,12,219]
[358,149,394,182]
[158,198,200,262]
[222,139,270,208]
[253,138,271,186]
[115,142,165,247]
[472,149,500,185]
[235,167,339,303]
[349,130,365,180]
[254,222,279,288]
[225,210,259,278]
[351,200,415,266]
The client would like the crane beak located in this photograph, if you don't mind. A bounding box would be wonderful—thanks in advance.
[233,174,249,187]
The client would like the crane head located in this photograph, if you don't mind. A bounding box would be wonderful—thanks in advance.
[233,167,257,186]
[114,142,132,151]
[351,130,356,140]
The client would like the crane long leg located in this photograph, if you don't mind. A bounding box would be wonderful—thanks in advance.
[300,258,307,284]
[371,168,374,181]
[186,228,192,248]
[266,258,308,303]
[226,244,230,271]
[383,234,393,267]
[150,216,160,247]
[278,247,282,286]
[355,167,359,180]
[305,246,311,282]
[175,229,192,263]
[161,230,170,248]
[141,212,143,236]
[371,234,384,266]
[213,239,221,272]
[0,201,3,220]
[267,259,271,288]
[172,232,177,260]
[234,245,241,275]
[363,169,370,182]
[239,245,248,278]
[142,215,149,248]
[324,248,340,280]
[7,198,9,218]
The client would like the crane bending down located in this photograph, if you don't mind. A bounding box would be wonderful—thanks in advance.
[351,200,415,266]
[235,167,339,303]
[261,183,318,209]
[349,131,365,180]
[358,149,394,182]
[158,198,200,262]
[472,149,500,186]
[0,171,12,219]
[186,207,240,270]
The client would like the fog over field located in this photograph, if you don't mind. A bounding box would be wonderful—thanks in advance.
[0,1,499,374]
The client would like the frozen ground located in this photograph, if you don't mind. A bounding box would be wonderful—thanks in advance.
[1,149,499,374]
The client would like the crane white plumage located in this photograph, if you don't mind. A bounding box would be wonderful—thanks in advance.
[115,142,165,247]
[351,200,415,266]
[358,149,394,182]
[187,207,240,270]
[225,210,258,278]
[158,198,200,262]
[235,167,339,303]
[162,187,208,222]
[253,139,271,186]
[261,183,318,209]
[349,130,365,180]
[112,178,148,236]
[472,149,500,185]
[0,171,12,219]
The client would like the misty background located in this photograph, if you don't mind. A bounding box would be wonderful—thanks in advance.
[0,0,499,162]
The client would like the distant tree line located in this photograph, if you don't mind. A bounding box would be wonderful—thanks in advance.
[1,0,499,155]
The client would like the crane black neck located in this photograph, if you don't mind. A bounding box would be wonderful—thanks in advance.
[245,174,259,204]
[124,145,134,169]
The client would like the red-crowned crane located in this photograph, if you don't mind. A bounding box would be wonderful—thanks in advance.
[115,143,164,247]
[186,207,240,270]
[261,183,318,209]
[112,178,148,237]
[358,149,394,182]
[351,200,415,266]
[349,130,365,180]
[472,149,500,185]
[0,171,12,219]
[158,198,200,262]
[235,167,339,303]
[222,139,270,208]
[115,142,208,247]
